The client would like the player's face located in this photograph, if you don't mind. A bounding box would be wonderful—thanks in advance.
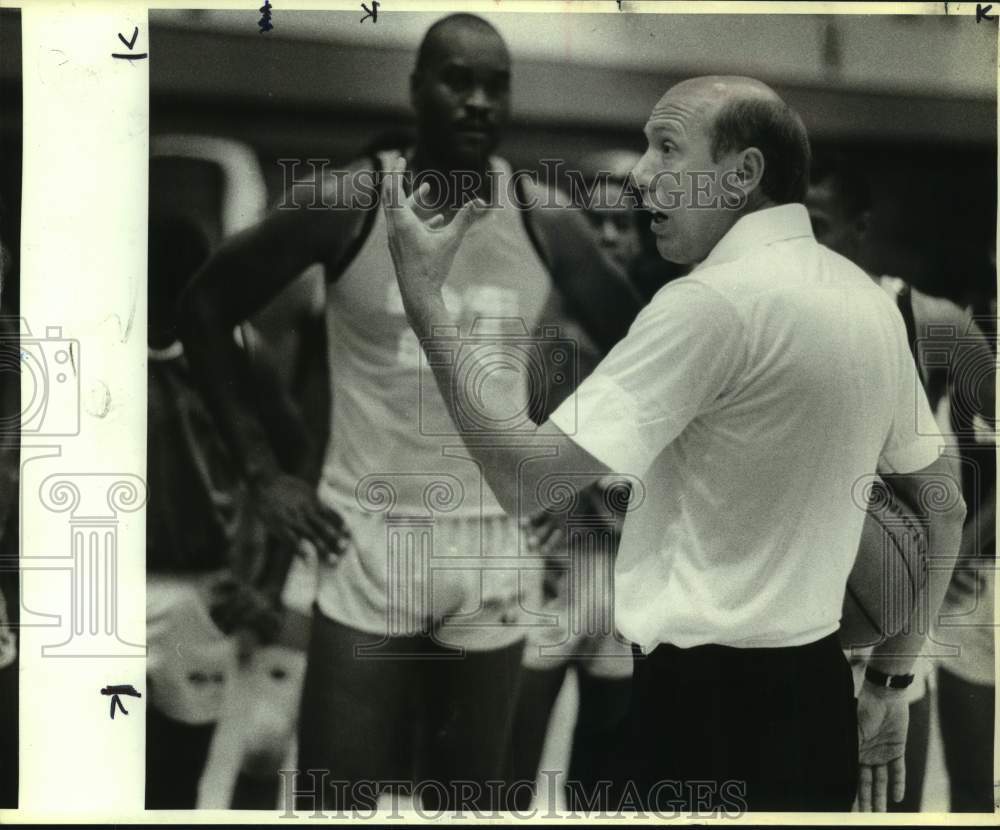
[412,30,511,170]
[805,181,862,263]
[587,196,642,273]
[631,89,743,265]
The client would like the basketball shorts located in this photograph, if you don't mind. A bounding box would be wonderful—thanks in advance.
[146,571,237,725]
[522,543,633,679]
[288,505,544,651]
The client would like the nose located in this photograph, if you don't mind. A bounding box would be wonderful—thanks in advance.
[600,217,620,246]
[465,84,493,115]
[630,150,655,191]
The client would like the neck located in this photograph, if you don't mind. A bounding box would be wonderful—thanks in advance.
[410,143,492,207]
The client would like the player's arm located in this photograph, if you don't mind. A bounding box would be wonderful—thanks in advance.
[868,454,966,679]
[179,162,374,559]
[856,332,967,812]
[522,180,644,352]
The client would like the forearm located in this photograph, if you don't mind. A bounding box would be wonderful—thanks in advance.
[407,294,597,517]
[868,495,966,676]
[179,285,282,486]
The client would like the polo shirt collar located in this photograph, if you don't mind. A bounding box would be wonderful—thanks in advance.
[694,203,814,272]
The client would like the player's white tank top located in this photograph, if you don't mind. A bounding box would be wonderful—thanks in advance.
[318,150,553,518]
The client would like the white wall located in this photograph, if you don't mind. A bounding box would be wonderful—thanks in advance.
[157,9,996,100]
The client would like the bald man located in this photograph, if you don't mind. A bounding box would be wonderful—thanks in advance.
[383,75,966,813]
[181,13,641,812]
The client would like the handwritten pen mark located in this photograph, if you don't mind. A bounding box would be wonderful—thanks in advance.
[113,25,148,60]
[100,684,141,720]
[977,4,996,22]
[259,0,274,33]
[361,0,379,24]
[118,27,138,50]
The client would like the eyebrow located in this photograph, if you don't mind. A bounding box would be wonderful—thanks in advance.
[644,122,683,140]
[440,61,510,78]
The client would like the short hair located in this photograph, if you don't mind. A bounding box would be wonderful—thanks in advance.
[810,151,872,218]
[415,13,503,74]
[710,97,811,205]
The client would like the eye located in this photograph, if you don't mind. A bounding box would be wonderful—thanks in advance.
[661,142,674,155]
[441,66,473,94]
[484,73,510,97]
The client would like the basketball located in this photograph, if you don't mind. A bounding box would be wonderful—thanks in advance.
[839,479,929,651]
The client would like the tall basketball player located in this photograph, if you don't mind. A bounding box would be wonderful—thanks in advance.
[180,13,641,812]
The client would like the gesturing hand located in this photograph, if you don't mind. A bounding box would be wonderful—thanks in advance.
[856,682,909,811]
[251,473,350,566]
[381,157,489,321]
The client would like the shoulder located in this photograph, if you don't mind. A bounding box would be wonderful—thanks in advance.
[908,285,973,335]
[642,274,744,332]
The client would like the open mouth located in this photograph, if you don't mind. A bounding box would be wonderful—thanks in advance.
[648,207,668,230]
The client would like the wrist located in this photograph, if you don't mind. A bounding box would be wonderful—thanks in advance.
[863,664,915,695]
[404,291,448,339]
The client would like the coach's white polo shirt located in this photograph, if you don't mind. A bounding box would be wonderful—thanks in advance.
[549,204,943,650]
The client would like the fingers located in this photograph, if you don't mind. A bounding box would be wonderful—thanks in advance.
[451,195,489,236]
[889,755,906,804]
[857,765,872,812]
[872,763,888,812]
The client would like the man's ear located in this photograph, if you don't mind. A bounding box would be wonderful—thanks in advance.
[733,148,766,205]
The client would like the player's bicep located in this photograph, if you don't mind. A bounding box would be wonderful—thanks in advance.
[531,194,644,352]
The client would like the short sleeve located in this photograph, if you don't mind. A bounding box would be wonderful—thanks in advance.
[548,279,746,477]
[879,320,946,474]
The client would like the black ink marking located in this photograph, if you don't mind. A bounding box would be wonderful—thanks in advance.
[360,0,379,24]
[977,3,996,22]
[259,0,274,33]
[112,26,147,61]
[118,27,138,50]
[617,0,622,8]
[101,684,141,720]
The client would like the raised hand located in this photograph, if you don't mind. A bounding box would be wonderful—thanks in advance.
[381,157,488,322]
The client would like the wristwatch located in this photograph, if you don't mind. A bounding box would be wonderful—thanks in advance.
[864,666,915,690]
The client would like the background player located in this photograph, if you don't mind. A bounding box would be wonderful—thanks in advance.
[145,214,295,808]
[807,155,996,812]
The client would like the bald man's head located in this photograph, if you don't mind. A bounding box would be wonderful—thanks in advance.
[631,75,811,264]
[410,14,511,170]
[415,14,508,75]
[664,75,810,205]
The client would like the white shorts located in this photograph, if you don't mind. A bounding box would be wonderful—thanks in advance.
[522,545,633,679]
[147,571,237,725]
[290,506,545,651]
